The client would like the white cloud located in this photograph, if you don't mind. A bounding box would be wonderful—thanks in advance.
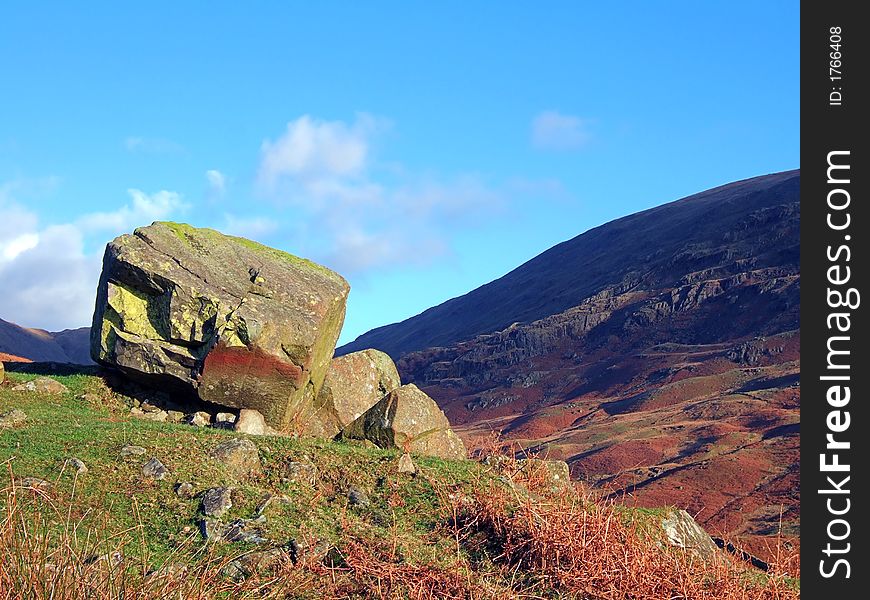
[252,114,569,276]
[76,189,188,235]
[257,114,383,187]
[124,136,184,154]
[0,182,187,331]
[206,169,226,201]
[531,110,591,150]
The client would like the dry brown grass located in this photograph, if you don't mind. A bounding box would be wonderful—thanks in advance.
[0,451,799,600]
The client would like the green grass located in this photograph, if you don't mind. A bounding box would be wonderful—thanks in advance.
[0,368,490,568]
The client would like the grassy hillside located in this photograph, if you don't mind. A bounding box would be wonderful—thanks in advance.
[0,366,798,599]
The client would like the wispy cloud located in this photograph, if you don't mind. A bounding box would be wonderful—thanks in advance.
[254,114,516,275]
[76,189,189,235]
[531,110,592,151]
[0,181,187,330]
[206,169,227,202]
[257,114,385,188]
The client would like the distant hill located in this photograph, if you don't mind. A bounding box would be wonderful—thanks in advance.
[338,170,799,359]
[0,318,93,364]
[339,170,800,557]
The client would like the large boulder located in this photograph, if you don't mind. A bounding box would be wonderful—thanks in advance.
[341,383,466,460]
[306,349,401,437]
[90,222,349,430]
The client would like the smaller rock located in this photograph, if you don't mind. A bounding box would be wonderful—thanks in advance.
[284,460,317,486]
[222,515,268,544]
[220,548,284,582]
[120,444,146,457]
[199,518,223,540]
[234,409,268,436]
[209,438,261,479]
[347,485,370,508]
[12,377,67,395]
[660,509,719,559]
[397,453,417,475]
[185,411,211,427]
[214,412,237,429]
[165,410,185,423]
[0,408,27,429]
[201,486,233,517]
[139,410,169,422]
[64,458,88,475]
[174,482,195,498]
[0,360,4,382]
[142,457,168,480]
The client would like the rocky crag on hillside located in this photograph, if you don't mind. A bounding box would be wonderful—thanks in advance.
[340,170,801,559]
[89,221,464,459]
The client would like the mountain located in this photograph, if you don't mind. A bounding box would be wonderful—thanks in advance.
[0,318,93,364]
[339,170,800,559]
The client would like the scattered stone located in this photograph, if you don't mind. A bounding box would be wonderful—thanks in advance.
[0,408,27,429]
[64,457,88,475]
[17,477,53,491]
[309,348,402,437]
[659,509,719,559]
[222,515,268,544]
[220,548,284,582]
[234,409,268,435]
[341,384,467,460]
[201,486,233,517]
[139,409,169,422]
[200,515,268,545]
[120,444,146,457]
[89,222,349,430]
[214,412,237,428]
[165,410,185,423]
[174,482,195,498]
[142,457,168,480]
[145,563,188,582]
[185,411,211,427]
[199,518,223,540]
[397,453,417,475]
[209,438,261,479]
[12,377,68,395]
[347,485,370,508]
[284,460,317,486]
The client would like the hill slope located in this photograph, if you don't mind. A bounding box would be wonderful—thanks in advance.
[339,170,799,358]
[343,170,800,558]
[0,318,92,364]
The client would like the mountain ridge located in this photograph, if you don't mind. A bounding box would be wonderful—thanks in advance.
[338,169,799,359]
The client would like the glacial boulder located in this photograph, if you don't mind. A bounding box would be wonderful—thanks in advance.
[90,222,349,430]
[341,383,466,460]
[306,349,401,437]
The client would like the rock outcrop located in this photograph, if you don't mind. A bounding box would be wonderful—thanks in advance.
[341,383,466,460]
[306,349,401,437]
[90,222,349,430]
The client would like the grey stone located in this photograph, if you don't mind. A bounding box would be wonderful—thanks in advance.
[209,438,261,479]
[120,444,146,457]
[0,408,27,429]
[142,457,168,480]
[201,486,233,517]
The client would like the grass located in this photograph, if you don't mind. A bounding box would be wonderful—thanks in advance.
[1,367,799,598]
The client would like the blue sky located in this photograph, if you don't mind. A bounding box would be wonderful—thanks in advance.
[0,1,798,343]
